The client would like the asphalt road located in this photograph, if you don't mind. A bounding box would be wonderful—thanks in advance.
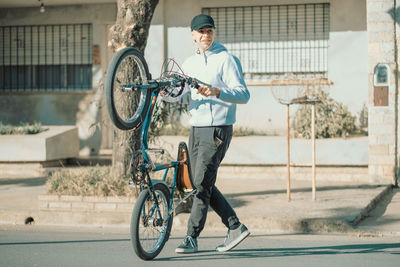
[0,225,399,267]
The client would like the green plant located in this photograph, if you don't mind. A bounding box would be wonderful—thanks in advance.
[0,121,48,135]
[291,91,357,139]
[150,98,189,138]
[358,103,368,134]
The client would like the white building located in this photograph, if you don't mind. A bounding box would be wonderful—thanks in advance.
[0,1,397,183]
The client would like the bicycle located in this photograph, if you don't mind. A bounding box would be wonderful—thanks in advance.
[104,47,203,260]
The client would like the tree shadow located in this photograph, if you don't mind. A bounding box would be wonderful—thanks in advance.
[0,238,130,246]
[358,188,399,227]
[388,7,400,25]
[0,177,47,187]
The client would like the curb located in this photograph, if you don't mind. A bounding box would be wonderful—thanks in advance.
[0,207,355,234]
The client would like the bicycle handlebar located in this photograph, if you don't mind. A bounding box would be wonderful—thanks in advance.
[122,74,211,98]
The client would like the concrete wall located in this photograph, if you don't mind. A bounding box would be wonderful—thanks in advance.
[0,3,117,155]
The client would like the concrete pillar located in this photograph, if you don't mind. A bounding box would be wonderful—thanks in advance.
[367,0,398,185]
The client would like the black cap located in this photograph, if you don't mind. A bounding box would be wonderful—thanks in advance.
[190,14,215,31]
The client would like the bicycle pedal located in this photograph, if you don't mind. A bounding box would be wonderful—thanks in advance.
[146,148,165,154]
[128,180,136,188]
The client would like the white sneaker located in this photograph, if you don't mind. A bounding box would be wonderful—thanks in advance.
[175,236,198,254]
[216,224,250,252]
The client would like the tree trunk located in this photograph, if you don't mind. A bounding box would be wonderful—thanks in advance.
[109,0,159,178]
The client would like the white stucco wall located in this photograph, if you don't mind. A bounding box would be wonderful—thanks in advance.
[0,3,117,154]
[145,0,368,133]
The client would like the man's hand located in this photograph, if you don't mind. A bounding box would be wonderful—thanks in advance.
[196,84,220,98]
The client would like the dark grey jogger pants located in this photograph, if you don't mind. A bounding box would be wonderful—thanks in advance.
[187,125,240,238]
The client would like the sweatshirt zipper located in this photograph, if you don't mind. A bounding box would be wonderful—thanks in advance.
[203,54,213,125]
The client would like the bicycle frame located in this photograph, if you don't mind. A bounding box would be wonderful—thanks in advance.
[137,86,197,225]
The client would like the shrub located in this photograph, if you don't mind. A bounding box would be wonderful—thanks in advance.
[291,91,357,139]
[150,99,189,138]
[358,103,368,134]
[46,166,136,197]
[0,121,48,135]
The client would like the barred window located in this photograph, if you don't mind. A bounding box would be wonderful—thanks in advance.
[0,24,92,92]
[203,4,330,79]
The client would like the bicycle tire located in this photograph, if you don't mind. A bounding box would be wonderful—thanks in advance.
[130,183,173,260]
[104,47,152,130]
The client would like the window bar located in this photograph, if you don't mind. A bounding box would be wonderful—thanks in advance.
[287,6,291,74]
[15,26,19,90]
[259,6,262,74]
[30,27,33,90]
[44,25,47,90]
[38,26,41,91]
[10,27,13,91]
[23,26,26,91]
[293,5,299,72]
[73,24,76,90]
[216,8,219,40]
[314,4,317,74]
[304,5,308,73]
[66,25,69,90]
[277,6,280,73]
[225,8,228,44]
[87,24,92,87]
[52,25,54,90]
[59,25,62,90]
[2,27,4,90]
[244,7,247,71]
[323,3,328,74]
[250,6,253,73]
[80,24,83,89]
[234,8,236,59]
[269,6,271,75]
[17,27,20,91]
[6,27,8,90]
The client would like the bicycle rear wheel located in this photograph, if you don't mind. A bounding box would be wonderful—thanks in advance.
[131,183,173,260]
[104,47,151,130]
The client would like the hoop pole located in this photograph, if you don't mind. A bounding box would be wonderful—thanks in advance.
[286,104,291,201]
[312,103,316,201]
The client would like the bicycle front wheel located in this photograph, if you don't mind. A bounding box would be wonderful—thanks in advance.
[130,183,173,260]
[104,47,151,130]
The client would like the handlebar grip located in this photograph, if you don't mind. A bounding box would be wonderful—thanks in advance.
[192,81,200,89]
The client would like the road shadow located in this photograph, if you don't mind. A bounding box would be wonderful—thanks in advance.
[224,184,384,199]
[156,242,400,261]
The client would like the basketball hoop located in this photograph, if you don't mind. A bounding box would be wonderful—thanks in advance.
[269,75,332,105]
[268,74,333,201]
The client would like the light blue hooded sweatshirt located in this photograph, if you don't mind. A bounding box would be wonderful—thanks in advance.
[164,41,250,127]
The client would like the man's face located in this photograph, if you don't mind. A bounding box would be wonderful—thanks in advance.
[192,27,215,53]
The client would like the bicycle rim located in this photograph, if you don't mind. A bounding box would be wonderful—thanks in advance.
[131,183,172,260]
[105,47,151,130]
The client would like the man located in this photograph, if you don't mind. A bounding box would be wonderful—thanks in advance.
[164,14,250,253]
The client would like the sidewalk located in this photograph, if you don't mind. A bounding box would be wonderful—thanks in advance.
[0,174,398,236]
[0,136,397,235]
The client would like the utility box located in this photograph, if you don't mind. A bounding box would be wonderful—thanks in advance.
[373,64,389,106]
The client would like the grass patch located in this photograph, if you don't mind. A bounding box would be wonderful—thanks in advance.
[46,166,136,197]
[0,121,48,135]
